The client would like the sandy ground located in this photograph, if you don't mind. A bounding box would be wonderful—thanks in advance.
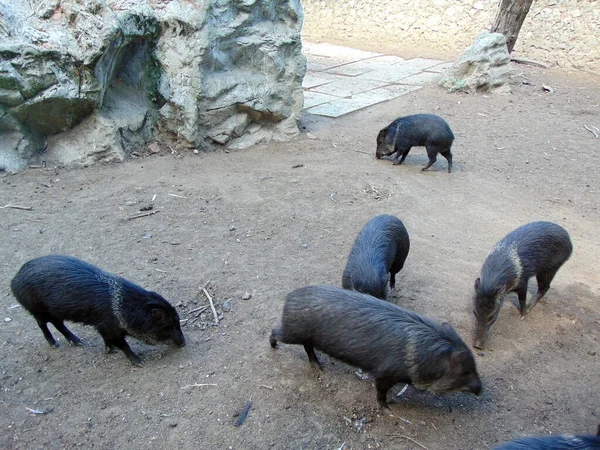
[1,63,599,450]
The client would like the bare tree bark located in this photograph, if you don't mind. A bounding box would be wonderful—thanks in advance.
[490,0,534,53]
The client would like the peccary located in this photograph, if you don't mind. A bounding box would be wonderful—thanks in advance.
[473,221,573,349]
[270,285,481,409]
[11,255,186,366]
[493,430,600,449]
[342,214,410,299]
[375,114,454,173]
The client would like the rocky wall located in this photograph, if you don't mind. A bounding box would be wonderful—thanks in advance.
[0,0,306,172]
[302,0,600,74]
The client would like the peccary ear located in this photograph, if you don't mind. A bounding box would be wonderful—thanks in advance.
[448,350,465,372]
[151,308,168,322]
[474,278,481,291]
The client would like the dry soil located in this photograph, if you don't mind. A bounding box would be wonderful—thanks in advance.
[1,63,599,450]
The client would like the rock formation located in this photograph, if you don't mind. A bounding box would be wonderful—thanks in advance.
[0,0,306,172]
[439,31,512,94]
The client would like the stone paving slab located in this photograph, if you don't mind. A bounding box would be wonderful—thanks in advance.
[303,91,342,109]
[403,57,445,70]
[302,73,338,89]
[396,71,444,86]
[310,77,388,97]
[355,65,423,83]
[426,62,454,73]
[302,41,450,118]
[303,42,382,72]
[306,85,422,118]
[306,89,396,118]
[325,55,406,77]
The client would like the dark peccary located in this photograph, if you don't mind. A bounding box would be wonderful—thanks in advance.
[472,221,573,349]
[493,430,600,449]
[11,255,186,366]
[375,114,454,173]
[270,285,481,409]
[342,214,410,300]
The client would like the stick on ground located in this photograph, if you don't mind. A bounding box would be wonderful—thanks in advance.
[388,435,428,450]
[0,203,33,211]
[127,210,160,220]
[200,281,219,324]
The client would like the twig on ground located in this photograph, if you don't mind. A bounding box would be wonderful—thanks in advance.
[583,124,599,138]
[25,406,52,415]
[388,435,428,450]
[168,193,187,198]
[354,150,371,155]
[1,203,33,211]
[259,385,274,390]
[24,218,44,223]
[126,210,159,220]
[180,383,218,390]
[189,306,208,314]
[200,281,219,324]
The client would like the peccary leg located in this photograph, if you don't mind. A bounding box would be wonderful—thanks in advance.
[50,320,84,346]
[36,319,59,348]
[389,272,396,291]
[422,148,438,171]
[114,338,143,367]
[441,150,453,173]
[515,283,529,317]
[269,331,278,348]
[393,148,411,165]
[529,270,557,312]
[303,344,323,371]
[375,377,395,410]
[98,328,142,366]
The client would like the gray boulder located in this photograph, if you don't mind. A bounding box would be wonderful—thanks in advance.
[0,0,306,172]
[440,31,512,94]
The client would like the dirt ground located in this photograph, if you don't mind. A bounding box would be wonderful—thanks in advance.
[1,61,599,450]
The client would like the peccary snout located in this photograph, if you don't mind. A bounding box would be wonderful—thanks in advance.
[11,255,186,366]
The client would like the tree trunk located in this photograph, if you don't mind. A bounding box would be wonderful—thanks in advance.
[490,0,534,53]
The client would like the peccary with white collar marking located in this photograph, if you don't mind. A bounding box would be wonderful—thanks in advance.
[270,285,481,409]
[11,255,186,366]
[473,221,573,349]
[342,214,410,300]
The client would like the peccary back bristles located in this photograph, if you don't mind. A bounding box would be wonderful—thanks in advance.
[11,255,185,366]
[342,215,410,300]
[271,285,481,408]
[493,433,600,450]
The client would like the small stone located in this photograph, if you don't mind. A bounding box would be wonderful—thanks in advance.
[229,226,236,231]
[306,132,317,140]
[169,422,178,428]
[477,352,485,357]
[242,292,252,300]
[302,243,308,249]
[148,143,161,154]
[4,317,11,322]
[193,149,199,154]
